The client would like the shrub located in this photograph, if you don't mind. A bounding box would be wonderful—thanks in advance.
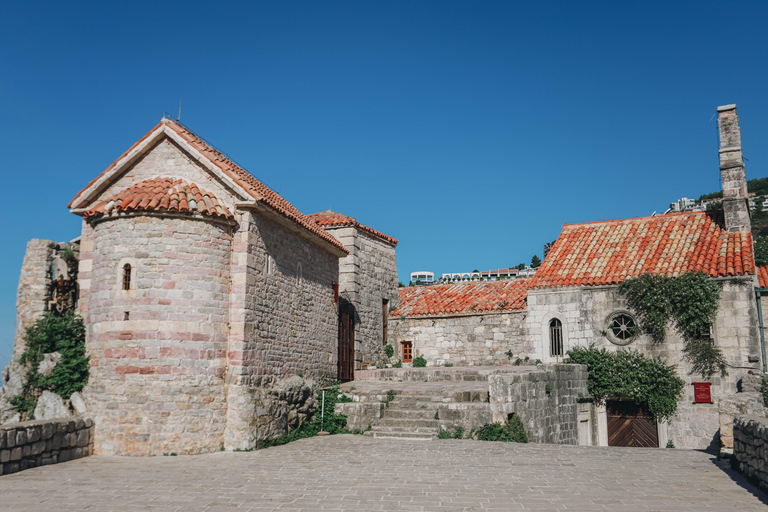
[443,362,453,367]
[12,312,89,417]
[412,355,427,368]
[437,428,453,439]
[665,440,675,449]
[475,416,527,443]
[393,360,402,368]
[762,376,768,408]
[454,427,465,439]
[567,345,684,422]
[384,344,394,358]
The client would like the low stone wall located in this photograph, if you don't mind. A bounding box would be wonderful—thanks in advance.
[733,415,768,490]
[1,417,93,476]
[718,392,765,455]
[489,364,589,444]
[355,365,540,382]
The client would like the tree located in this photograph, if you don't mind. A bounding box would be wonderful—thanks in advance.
[755,236,768,266]
[516,263,525,271]
[531,255,542,268]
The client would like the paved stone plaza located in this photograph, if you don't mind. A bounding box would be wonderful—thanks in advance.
[0,435,765,511]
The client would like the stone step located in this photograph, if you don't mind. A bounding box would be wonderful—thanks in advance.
[364,430,435,440]
[377,418,439,428]
[383,409,440,420]
[371,425,439,433]
[388,397,444,408]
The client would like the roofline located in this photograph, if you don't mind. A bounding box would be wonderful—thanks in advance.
[560,210,707,229]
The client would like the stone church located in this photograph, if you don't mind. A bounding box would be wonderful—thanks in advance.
[391,105,765,450]
[0,119,400,455]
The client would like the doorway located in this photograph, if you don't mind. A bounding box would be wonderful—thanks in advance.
[338,306,355,382]
[607,400,658,447]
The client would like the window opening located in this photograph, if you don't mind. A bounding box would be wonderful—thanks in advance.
[402,341,413,363]
[122,264,132,291]
[549,318,563,357]
[609,314,636,341]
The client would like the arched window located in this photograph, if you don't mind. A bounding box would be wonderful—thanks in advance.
[122,263,132,291]
[549,318,563,357]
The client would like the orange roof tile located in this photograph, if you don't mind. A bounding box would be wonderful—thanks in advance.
[758,265,768,288]
[529,212,755,289]
[391,279,530,317]
[307,210,398,246]
[70,119,347,254]
[83,178,234,221]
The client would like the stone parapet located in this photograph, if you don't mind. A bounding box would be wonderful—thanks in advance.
[0,417,94,476]
[719,392,765,455]
[733,415,768,490]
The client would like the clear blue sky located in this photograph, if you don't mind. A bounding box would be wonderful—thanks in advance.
[1,1,767,370]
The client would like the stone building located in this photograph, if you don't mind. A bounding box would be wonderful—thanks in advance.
[391,105,765,450]
[306,211,399,378]
[45,118,393,455]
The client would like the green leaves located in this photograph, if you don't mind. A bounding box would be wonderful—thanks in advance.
[475,416,528,443]
[619,272,726,378]
[12,312,89,416]
[567,345,685,422]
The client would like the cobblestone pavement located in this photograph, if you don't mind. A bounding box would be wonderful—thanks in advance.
[0,435,765,511]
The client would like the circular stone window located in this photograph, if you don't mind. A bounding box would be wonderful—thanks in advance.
[605,312,638,346]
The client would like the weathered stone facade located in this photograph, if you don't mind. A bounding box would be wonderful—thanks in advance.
[315,221,399,370]
[388,311,526,366]
[0,417,94,476]
[733,415,768,490]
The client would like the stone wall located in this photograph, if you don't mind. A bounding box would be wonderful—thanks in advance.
[526,277,761,450]
[388,311,526,367]
[733,415,768,490]
[0,417,94,475]
[83,215,233,456]
[1,239,80,424]
[224,211,340,450]
[324,226,398,369]
[489,364,588,444]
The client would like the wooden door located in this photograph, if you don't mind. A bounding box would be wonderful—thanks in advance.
[607,400,658,447]
[338,309,355,382]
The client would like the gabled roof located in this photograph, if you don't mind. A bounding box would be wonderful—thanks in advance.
[84,178,234,221]
[307,210,398,246]
[69,119,347,254]
[530,212,754,289]
[391,279,529,317]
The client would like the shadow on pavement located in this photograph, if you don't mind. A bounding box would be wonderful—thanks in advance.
[709,454,768,505]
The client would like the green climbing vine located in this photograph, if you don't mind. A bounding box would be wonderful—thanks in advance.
[12,312,89,418]
[567,345,685,421]
[618,272,727,378]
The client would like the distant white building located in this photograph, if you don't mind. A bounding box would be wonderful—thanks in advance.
[410,271,435,284]
[670,197,696,212]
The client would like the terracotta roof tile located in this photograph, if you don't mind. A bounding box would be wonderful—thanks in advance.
[391,279,530,317]
[84,178,235,221]
[758,265,768,288]
[529,212,755,289]
[307,210,398,246]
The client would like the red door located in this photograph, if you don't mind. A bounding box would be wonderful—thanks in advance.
[338,309,355,382]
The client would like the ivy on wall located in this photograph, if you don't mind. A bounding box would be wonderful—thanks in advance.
[618,272,727,378]
[567,345,685,421]
[11,312,89,418]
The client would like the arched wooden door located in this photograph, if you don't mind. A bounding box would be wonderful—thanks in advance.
[338,307,355,382]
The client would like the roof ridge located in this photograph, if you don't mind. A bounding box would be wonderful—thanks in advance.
[561,210,707,228]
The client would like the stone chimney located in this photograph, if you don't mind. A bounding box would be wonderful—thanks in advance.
[717,104,751,233]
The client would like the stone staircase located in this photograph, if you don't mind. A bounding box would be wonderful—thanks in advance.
[365,394,443,440]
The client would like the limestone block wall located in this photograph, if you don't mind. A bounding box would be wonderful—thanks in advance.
[489,364,589,445]
[324,226,398,369]
[225,211,339,449]
[388,311,526,366]
[0,418,94,476]
[719,393,765,455]
[526,278,762,450]
[733,415,768,490]
[83,215,233,456]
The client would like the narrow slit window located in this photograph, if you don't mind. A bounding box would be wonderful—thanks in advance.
[382,299,389,346]
[402,341,413,363]
[122,263,132,291]
[549,318,563,357]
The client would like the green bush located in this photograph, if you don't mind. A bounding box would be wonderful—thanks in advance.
[393,360,402,368]
[12,312,89,417]
[567,345,684,422]
[412,355,427,368]
[475,416,528,443]
[437,428,453,439]
[761,376,768,408]
[443,362,453,367]
[384,344,394,358]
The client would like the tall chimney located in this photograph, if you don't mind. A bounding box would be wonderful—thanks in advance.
[717,104,751,233]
